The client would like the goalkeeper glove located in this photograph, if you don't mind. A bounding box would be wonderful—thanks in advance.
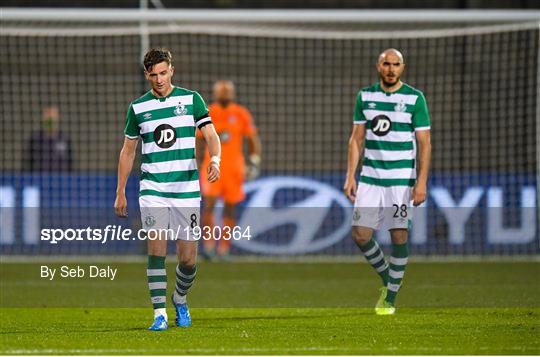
[246,154,261,181]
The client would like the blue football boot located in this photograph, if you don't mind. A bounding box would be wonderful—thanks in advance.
[148,315,168,331]
[172,295,192,327]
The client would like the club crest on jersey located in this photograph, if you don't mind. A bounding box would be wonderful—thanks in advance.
[353,209,361,222]
[394,100,406,112]
[371,115,392,136]
[144,215,156,227]
[174,101,188,116]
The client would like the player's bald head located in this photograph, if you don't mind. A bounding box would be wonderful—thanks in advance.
[213,80,236,107]
[378,48,404,64]
[213,79,235,92]
[376,48,405,89]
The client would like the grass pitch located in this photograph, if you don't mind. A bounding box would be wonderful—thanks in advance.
[1,261,539,354]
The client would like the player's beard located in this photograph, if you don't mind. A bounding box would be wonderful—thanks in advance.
[381,75,399,88]
[218,99,231,108]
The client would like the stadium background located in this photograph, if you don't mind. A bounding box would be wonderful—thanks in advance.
[0,1,538,256]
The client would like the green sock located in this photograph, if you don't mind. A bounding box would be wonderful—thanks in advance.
[358,238,389,286]
[385,242,409,305]
[147,255,167,310]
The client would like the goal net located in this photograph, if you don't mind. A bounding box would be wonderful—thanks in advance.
[1,9,538,256]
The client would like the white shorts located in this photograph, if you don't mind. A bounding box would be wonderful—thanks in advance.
[352,182,412,230]
[139,195,201,241]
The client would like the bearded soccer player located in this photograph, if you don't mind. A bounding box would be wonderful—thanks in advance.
[344,48,431,315]
[197,80,261,260]
[114,48,221,331]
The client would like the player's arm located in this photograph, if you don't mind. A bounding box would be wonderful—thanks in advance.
[412,92,431,206]
[344,92,366,202]
[413,130,431,206]
[199,123,221,183]
[245,133,262,180]
[344,123,366,202]
[195,135,206,168]
[114,137,138,217]
[115,103,139,217]
[193,92,220,182]
[241,108,262,180]
[247,134,261,164]
[243,108,261,162]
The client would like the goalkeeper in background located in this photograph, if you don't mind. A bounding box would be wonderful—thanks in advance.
[343,48,431,315]
[197,80,262,260]
[115,48,221,331]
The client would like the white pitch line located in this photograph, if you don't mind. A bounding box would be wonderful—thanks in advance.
[3,344,534,355]
[3,346,353,354]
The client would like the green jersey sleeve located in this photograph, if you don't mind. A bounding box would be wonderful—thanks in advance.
[193,91,212,129]
[353,92,366,124]
[124,104,139,139]
[412,93,431,130]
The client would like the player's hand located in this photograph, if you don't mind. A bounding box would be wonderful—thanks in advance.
[343,176,357,203]
[412,182,427,206]
[207,162,220,183]
[245,154,261,181]
[246,164,260,181]
[114,193,128,217]
[246,161,261,181]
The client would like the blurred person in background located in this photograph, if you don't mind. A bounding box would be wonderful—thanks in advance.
[26,106,73,172]
[197,80,262,261]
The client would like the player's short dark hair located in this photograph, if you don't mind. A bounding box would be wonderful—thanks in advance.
[143,48,172,72]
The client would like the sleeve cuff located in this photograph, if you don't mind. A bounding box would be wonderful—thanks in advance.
[414,126,431,131]
[125,134,138,139]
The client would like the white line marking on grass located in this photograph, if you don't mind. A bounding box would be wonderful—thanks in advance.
[3,346,349,354]
[4,344,534,354]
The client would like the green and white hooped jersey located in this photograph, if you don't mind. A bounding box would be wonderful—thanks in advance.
[124,86,212,200]
[353,82,430,187]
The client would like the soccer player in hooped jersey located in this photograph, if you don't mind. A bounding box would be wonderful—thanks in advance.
[114,49,221,330]
[344,48,431,315]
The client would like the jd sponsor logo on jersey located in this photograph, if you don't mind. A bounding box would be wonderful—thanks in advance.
[154,124,176,148]
[173,101,188,116]
[371,115,392,136]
